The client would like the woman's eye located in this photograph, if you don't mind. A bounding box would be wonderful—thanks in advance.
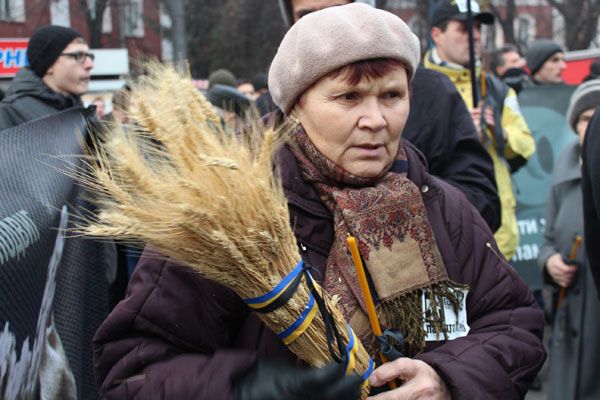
[339,92,358,101]
[383,91,402,99]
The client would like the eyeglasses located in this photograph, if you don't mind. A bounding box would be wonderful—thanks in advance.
[60,51,95,64]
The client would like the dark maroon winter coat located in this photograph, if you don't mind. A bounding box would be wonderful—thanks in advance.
[93,142,545,400]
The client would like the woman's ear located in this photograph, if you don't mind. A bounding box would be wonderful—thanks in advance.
[288,106,302,125]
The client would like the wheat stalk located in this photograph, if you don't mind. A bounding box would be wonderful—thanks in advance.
[82,62,372,398]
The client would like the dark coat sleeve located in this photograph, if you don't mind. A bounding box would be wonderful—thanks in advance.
[582,107,600,298]
[0,100,29,130]
[92,247,258,399]
[416,181,545,400]
[403,68,501,232]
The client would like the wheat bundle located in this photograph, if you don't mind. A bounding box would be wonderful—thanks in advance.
[81,63,372,397]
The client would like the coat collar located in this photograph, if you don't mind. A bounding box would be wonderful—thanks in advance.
[4,68,82,109]
[424,49,481,85]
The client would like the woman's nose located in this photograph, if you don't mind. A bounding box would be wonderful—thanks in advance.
[357,99,386,131]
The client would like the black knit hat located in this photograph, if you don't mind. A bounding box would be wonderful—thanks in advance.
[526,39,563,76]
[430,0,494,28]
[27,25,83,77]
[583,59,600,81]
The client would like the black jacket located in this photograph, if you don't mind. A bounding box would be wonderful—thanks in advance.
[0,68,82,131]
[403,68,500,231]
[582,107,600,298]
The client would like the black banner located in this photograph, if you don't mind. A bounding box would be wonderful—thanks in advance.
[0,108,111,400]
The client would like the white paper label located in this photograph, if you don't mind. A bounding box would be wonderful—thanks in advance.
[423,287,470,341]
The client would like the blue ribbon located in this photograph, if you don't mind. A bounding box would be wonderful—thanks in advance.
[277,292,317,344]
[243,260,304,309]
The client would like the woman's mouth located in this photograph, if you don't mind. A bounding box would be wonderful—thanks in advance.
[353,144,384,157]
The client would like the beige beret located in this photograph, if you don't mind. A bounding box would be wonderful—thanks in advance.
[268,3,421,114]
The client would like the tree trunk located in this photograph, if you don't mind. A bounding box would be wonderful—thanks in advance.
[547,0,600,50]
[490,0,516,45]
[79,0,107,48]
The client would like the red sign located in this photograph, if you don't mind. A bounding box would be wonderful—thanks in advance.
[0,39,29,77]
[563,58,598,85]
[563,49,600,85]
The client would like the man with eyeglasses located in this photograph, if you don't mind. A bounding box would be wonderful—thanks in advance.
[0,25,94,130]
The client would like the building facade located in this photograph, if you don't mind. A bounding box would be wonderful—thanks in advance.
[0,0,163,70]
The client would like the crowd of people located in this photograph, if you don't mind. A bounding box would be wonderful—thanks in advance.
[1,0,600,399]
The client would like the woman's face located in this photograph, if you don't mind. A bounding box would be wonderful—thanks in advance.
[577,108,596,145]
[295,66,410,178]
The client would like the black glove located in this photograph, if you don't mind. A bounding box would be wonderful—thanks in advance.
[233,360,363,400]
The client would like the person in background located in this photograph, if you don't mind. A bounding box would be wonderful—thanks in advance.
[92,96,106,120]
[108,85,132,125]
[0,25,94,130]
[252,73,269,97]
[425,0,536,261]
[489,44,533,94]
[253,72,275,115]
[208,68,237,89]
[583,59,600,82]
[526,39,567,85]
[538,79,600,400]
[237,79,256,100]
[205,68,250,123]
[491,44,526,77]
[93,4,545,399]
[269,0,501,233]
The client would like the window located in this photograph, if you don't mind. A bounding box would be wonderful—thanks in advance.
[50,0,70,26]
[0,0,25,22]
[122,0,144,38]
[102,6,112,33]
[87,0,113,33]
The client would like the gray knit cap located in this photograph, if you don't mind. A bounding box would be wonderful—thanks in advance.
[526,39,563,76]
[566,79,600,132]
[208,68,236,89]
[268,3,421,114]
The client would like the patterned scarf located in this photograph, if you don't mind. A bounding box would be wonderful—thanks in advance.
[289,125,463,356]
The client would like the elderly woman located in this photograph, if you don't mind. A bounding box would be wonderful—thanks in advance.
[93,4,544,399]
[538,79,600,400]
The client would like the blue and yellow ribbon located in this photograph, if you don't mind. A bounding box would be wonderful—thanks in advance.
[277,292,319,345]
[244,261,374,385]
[243,260,304,311]
[345,324,374,385]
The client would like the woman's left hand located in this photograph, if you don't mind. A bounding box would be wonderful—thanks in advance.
[367,358,451,400]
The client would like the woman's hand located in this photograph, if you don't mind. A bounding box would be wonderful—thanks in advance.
[546,253,578,288]
[367,358,451,400]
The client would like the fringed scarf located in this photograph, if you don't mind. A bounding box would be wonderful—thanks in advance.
[289,125,465,357]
